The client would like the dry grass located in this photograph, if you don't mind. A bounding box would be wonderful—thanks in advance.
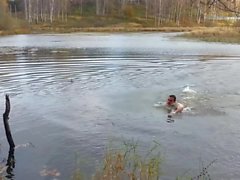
[71,139,217,180]
[30,26,195,34]
[71,140,162,180]
[176,159,216,180]
[181,27,240,43]
[92,140,161,180]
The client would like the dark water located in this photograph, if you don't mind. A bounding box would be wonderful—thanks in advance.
[0,33,240,180]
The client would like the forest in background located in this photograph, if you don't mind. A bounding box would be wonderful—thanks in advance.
[0,0,240,33]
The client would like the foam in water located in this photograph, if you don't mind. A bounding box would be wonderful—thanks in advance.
[182,107,192,112]
[182,85,197,94]
[181,86,197,113]
[153,101,164,108]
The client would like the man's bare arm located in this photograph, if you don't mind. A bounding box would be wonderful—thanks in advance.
[173,103,184,114]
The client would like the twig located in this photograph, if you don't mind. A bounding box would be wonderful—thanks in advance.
[192,159,217,180]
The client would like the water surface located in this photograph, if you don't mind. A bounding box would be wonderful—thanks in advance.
[0,33,240,179]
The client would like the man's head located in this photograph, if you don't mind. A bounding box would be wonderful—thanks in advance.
[167,95,176,105]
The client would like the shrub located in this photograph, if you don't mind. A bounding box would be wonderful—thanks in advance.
[123,5,134,18]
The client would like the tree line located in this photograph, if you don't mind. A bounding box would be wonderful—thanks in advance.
[2,0,240,26]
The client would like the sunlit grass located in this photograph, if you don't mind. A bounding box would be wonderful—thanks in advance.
[0,17,30,35]
[72,140,162,180]
[181,27,240,44]
[93,140,162,180]
[71,138,217,180]
[30,26,194,34]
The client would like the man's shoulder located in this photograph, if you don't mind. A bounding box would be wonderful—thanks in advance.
[176,102,184,108]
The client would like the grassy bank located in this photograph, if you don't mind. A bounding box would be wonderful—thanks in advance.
[30,26,196,33]
[30,22,240,44]
[0,18,31,36]
[29,16,240,44]
[29,16,197,34]
[0,28,31,36]
[180,27,240,44]
[1,15,240,44]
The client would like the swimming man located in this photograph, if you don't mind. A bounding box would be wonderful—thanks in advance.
[165,95,184,115]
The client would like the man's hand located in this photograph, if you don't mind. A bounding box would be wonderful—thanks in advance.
[168,111,176,118]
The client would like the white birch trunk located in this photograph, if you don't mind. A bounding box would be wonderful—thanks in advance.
[50,0,54,23]
[24,0,28,21]
[28,0,32,23]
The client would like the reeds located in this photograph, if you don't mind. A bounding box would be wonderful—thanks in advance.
[92,140,162,180]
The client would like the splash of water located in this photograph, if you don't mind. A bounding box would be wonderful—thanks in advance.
[182,85,197,94]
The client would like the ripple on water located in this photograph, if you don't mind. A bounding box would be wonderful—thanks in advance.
[0,35,240,180]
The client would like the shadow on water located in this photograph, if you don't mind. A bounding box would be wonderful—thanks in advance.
[5,147,15,180]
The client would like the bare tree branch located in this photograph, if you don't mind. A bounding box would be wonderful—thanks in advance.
[3,95,15,148]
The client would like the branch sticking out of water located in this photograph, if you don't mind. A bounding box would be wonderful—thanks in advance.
[3,95,15,148]
[6,147,15,179]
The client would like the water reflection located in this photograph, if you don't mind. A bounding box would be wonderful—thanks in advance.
[5,147,15,180]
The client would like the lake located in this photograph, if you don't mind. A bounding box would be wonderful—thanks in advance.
[0,32,240,179]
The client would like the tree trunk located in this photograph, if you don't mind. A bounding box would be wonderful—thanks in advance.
[50,0,54,23]
[157,0,162,26]
[96,0,100,15]
[145,0,148,19]
[28,0,32,23]
[80,0,83,15]
[24,0,28,21]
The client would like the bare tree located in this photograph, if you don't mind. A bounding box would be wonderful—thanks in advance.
[13,0,240,25]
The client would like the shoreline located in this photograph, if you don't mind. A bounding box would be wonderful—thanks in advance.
[31,26,196,33]
[179,27,240,44]
[0,26,206,35]
[1,26,240,44]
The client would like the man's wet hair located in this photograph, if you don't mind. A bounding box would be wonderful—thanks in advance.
[169,95,176,102]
